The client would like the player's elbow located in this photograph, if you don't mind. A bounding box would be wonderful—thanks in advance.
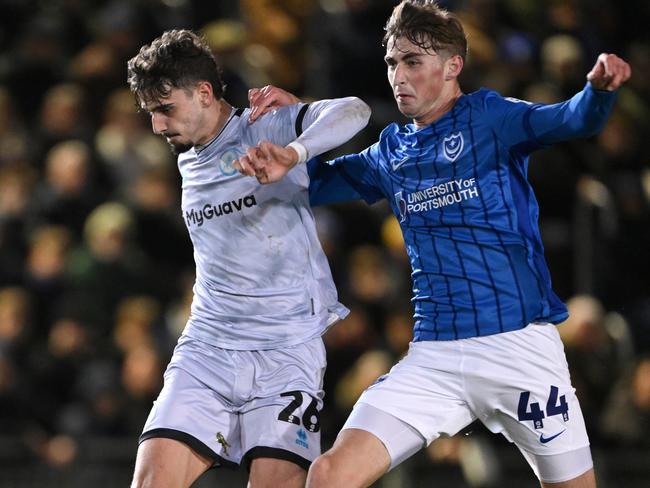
[343,97,372,127]
[573,116,607,139]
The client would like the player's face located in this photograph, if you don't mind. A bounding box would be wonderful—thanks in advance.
[385,36,449,122]
[143,87,206,154]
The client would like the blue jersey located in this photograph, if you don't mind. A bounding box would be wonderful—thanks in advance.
[309,83,617,341]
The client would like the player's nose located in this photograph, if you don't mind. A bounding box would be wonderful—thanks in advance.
[150,112,167,135]
[392,64,408,87]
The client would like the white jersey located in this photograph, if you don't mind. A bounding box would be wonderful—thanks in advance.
[178,101,360,349]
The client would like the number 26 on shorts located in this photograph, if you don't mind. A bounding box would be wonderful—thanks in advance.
[278,391,321,433]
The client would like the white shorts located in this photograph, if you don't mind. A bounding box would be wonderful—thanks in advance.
[343,323,593,482]
[140,335,326,470]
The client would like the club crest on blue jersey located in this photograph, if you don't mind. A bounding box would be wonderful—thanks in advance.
[442,132,464,162]
[219,150,239,176]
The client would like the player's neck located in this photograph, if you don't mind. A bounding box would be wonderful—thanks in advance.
[413,84,463,129]
[197,99,233,145]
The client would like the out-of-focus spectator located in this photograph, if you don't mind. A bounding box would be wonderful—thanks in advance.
[201,19,256,108]
[0,0,647,484]
[30,140,103,238]
[601,356,650,446]
[94,87,173,190]
[66,202,154,332]
[3,16,68,126]
[0,86,29,165]
[23,225,73,334]
[0,163,36,285]
[240,0,318,93]
[334,349,392,412]
[34,84,93,166]
[0,287,36,437]
[112,295,170,355]
[540,34,586,95]
[559,294,634,437]
[124,167,192,303]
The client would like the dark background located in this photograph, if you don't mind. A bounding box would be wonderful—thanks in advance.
[1,0,649,486]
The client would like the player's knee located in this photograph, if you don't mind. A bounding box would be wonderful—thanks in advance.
[130,459,171,488]
[307,453,339,488]
[130,469,154,488]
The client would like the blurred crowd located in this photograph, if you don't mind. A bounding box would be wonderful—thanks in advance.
[1,0,650,484]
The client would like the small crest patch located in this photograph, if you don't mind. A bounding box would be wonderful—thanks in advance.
[443,132,464,162]
[219,150,238,176]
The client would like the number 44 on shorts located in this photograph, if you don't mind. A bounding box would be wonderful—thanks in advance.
[517,385,569,430]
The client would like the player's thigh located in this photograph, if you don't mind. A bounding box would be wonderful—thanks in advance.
[140,362,242,467]
[132,437,212,488]
[541,467,596,488]
[346,340,476,469]
[248,457,307,488]
[241,337,327,470]
[342,402,424,472]
[518,446,595,486]
[307,428,391,488]
[466,324,593,483]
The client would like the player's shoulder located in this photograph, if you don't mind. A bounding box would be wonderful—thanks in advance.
[465,87,506,108]
[378,122,411,143]
[242,103,305,142]
[466,88,537,119]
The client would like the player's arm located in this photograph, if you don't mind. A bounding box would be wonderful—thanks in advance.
[491,53,631,150]
[308,153,385,207]
[531,53,630,143]
[236,95,371,183]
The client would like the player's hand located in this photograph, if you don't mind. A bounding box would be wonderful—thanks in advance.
[586,53,631,91]
[234,141,299,184]
[248,85,301,123]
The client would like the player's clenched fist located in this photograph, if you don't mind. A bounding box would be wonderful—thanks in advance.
[234,141,300,184]
[587,53,631,91]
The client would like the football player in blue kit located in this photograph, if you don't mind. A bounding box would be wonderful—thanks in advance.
[236,1,631,487]
[127,29,370,488]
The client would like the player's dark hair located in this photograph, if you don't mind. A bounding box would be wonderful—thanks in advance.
[127,29,226,106]
[383,0,467,61]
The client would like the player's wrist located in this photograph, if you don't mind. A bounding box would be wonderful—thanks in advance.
[286,141,308,165]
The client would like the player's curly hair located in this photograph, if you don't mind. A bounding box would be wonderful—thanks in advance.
[127,29,226,106]
[383,0,467,61]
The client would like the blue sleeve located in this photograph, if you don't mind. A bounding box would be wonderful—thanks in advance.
[486,82,618,152]
[308,145,385,207]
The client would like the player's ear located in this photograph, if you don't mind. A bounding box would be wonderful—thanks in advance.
[197,81,214,107]
[444,55,464,81]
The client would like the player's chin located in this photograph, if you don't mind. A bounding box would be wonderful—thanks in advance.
[396,104,417,118]
[169,141,193,155]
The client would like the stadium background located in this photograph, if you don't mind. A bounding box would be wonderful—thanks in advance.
[1,0,649,486]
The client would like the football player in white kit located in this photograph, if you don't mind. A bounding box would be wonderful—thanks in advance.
[126,29,370,488]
